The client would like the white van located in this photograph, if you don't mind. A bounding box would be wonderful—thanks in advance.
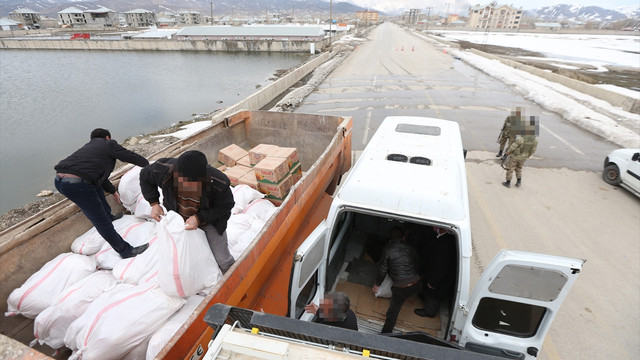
[289,116,584,360]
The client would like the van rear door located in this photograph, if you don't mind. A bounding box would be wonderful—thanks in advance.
[459,250,584,360]
[288,220,329,320]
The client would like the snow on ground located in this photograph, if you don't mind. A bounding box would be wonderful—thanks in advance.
[154,121,212,140]
[434,30,640,70]
[415,32,640,149]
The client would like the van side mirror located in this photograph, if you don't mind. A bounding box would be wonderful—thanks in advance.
[632,153,640,161]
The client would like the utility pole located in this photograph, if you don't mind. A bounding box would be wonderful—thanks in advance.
[210,1,213,25]
[445,2,451,27]
[329,0,333,46]
[425,6,432,32]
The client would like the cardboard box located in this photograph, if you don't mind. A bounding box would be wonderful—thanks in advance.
[249,144,278,166]
[258,174,293,199]
[265,195,284,207]
[236,155,252,168]
[289,163,302,184]
[272,147,299,169]
[238,170,258,190]
[218,144,248,167]
[223,165,252,187]
[254,156,289,184]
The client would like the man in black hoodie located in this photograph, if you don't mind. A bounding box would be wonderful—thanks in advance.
[54,128,150,258]
[139,150,236,273]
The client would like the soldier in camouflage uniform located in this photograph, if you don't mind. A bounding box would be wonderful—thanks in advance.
[502,122,538,188]
[496,108,522,158]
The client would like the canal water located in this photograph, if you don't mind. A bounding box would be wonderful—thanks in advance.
[0,50,310,214]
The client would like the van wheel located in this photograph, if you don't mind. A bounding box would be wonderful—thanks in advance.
[603,164,621,186]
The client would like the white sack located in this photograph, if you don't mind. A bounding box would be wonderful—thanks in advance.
[231,184,264,214]
[95,221,156,270]
[118,166,143,211]
[65,283,184,360]
[6,253,96,318]
[71,215,145,255]
[33,271,117,349]
[227,214,266,260]
[112,234,160,284]
[374,275,393,298]
[156,211,221,298]
[240,198,277,221]
[145,294,204,360]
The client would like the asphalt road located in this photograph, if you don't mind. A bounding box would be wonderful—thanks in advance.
[295,23,640,360]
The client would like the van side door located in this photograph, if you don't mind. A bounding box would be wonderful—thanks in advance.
[288,220,329,320]
[459,250,584,360]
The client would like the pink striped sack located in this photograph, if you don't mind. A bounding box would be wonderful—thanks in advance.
[64,283,184,360]
[111,235,160,285]
[5,253,97,318]
[94,221,156,270]
[32,271,117,349]
[71,215,145,255]
[156,211,221,298]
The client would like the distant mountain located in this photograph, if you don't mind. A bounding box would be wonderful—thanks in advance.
[0,0,372,19]
[533,4,636,22]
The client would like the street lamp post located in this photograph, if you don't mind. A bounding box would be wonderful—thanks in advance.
[425,7,432,32]
[210,1,213,25]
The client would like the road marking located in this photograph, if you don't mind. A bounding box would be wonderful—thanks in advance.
[541,124,584,155]
[363,111,372,145]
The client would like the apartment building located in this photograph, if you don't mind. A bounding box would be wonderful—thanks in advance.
[124,9,157,27]
[467,4,523,29]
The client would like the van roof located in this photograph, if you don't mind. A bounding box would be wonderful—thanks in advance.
[336,116,469,223]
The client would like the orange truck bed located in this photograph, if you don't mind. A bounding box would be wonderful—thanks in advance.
[0,110,352,359]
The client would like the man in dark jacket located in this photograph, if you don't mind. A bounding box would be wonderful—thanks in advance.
[414,226,456,318]
[54,128,150,259]
[305,292,358,331]
[139,150,236,273]
[373,227,422,333]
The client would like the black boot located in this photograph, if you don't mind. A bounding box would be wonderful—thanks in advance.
[516,178,521,187]
[110,212,123,222]
[496,150,503,158]
[122,243,149,259]
[502,180,511,188]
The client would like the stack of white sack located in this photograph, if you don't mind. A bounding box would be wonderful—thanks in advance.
[145,294,204,360]
[118,165,163,218]
[5,173,279,358]
[64,283,185,360]
[5,253,97,319]
[32,271,118,349]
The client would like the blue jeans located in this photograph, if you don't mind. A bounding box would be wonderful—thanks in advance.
[55,176,133,257]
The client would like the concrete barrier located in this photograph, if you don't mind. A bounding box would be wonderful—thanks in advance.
[210,51,334,124]
[421,32,639,114]
[467,48,640,114]
[0,38,326,53]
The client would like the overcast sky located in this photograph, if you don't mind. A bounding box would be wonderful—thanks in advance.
[347,0,639,15]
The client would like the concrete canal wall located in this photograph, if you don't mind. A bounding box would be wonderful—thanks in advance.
[0,38,326,53]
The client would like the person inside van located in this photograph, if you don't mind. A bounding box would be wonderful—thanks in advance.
[414,226,456,318]
[305,292,358,331]
[373,227,422,333]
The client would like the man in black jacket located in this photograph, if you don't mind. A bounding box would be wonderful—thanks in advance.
[139,150,236,273]
[373,227,422,333]
[54,128,150,258]
[305,292,358,331]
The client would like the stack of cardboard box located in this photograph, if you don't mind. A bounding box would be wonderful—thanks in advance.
[218,143,300,206]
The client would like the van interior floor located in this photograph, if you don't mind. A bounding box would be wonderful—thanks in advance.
[333,255,443,337]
